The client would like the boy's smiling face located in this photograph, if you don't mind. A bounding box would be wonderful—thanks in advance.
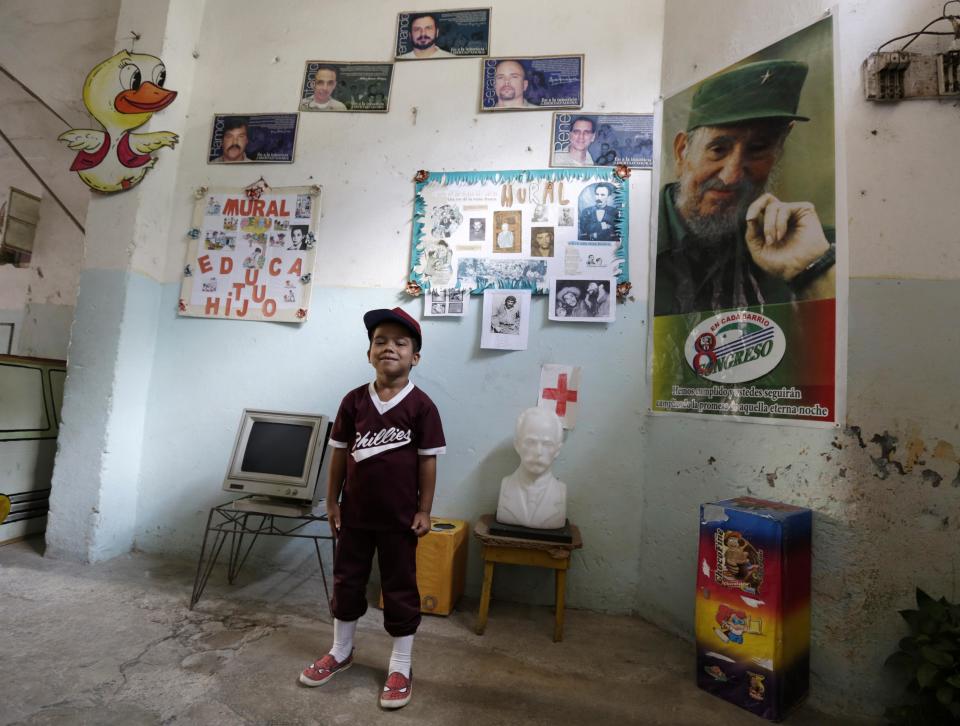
[368,321,420,377]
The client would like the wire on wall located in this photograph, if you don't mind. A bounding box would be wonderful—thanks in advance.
[0,65,85,234]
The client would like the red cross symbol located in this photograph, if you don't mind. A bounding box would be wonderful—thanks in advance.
[542,373,578,417]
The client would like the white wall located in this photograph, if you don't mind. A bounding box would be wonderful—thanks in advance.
[45,0,664,615]
[650,0,960,717]
[0,0,120,358]
[134,0,663,613]
[46,0,208,562]
[160,0,661,288]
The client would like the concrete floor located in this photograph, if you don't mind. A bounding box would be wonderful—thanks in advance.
[0,537,874,726]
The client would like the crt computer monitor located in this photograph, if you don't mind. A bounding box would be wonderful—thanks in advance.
[222,409,332,504]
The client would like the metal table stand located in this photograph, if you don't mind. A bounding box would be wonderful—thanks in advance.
[190,496,335,613]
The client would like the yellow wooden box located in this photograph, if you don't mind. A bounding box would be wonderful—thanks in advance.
[379,517,468,616]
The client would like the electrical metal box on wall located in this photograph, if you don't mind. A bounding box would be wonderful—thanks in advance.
[862,50,960,100]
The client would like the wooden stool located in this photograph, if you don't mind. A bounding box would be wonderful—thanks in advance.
[473,514,583,642]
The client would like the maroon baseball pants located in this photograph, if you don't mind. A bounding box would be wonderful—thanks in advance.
[331,526,421,637]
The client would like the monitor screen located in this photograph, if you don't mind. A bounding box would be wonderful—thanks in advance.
[223,409,331,504]
[240,421,313,478]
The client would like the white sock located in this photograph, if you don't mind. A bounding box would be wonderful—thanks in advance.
[388,634,414,677]
[329,618,356,662]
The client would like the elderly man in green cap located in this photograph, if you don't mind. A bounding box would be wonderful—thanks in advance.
[654,59,836,316]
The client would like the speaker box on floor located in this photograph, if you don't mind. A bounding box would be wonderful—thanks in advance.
[379,517,468,616]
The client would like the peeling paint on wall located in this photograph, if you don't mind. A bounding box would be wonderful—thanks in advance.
[844,425,867,448]
[921,469,943,487]
[869,431,906,478]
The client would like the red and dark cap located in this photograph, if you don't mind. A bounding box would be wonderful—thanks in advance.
[363,307,422,350]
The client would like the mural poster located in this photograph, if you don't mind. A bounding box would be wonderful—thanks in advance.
[649,15,842,425]
[179,186,321,323]
[410,169,629,295]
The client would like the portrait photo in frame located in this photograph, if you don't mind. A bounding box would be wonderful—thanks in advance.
[395,8,491,60]
[299,61,394,113]
[551,112,654,169]
[207,113,298,164]
[479,55,583,112]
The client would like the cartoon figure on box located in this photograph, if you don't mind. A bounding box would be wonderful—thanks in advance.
[748,672,766,701]
[715,529,764,594]
[714,604,757,645]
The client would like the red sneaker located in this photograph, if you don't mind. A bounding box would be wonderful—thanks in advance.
[380,670,412,709]
[299,649,353,687]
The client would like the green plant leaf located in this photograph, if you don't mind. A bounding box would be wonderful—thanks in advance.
[886,650,916,671]
[921,646,954,667]
[917,588,934,608]
[901,608,920,632]
[913,702,940,726]
[947,674,960,688]
[937,685,955,705]
[884,704,911,724]
[901,703,927,726]
[882,705,898,722]
[917,661,939,688]
[900,636,920,653]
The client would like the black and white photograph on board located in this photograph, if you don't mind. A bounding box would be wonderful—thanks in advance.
[481,289,530,349]
[549,278,616,323]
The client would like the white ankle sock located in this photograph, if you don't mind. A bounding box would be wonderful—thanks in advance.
[329,618,356,662]
[388,634,414,677]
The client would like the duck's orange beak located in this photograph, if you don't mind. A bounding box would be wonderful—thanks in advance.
[114,82,177,114]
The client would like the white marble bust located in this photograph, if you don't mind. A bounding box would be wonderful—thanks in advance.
[496,407,567,530]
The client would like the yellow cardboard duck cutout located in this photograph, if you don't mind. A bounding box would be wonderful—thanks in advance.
[58,50,178,193]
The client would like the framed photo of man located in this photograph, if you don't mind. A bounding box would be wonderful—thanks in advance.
[649,14,842,425]
[394,8,491,60]
[299,62,393,113]
[479,56,584,112]
[551,113,654,169]
[207,113,298,164]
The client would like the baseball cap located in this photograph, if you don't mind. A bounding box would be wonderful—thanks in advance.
[363,307,423,350]
[686,60,810,132]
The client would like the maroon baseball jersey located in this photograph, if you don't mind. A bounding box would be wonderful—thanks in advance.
[330,382,446,530]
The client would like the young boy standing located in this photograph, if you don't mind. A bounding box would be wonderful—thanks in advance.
[300,307,445,709]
